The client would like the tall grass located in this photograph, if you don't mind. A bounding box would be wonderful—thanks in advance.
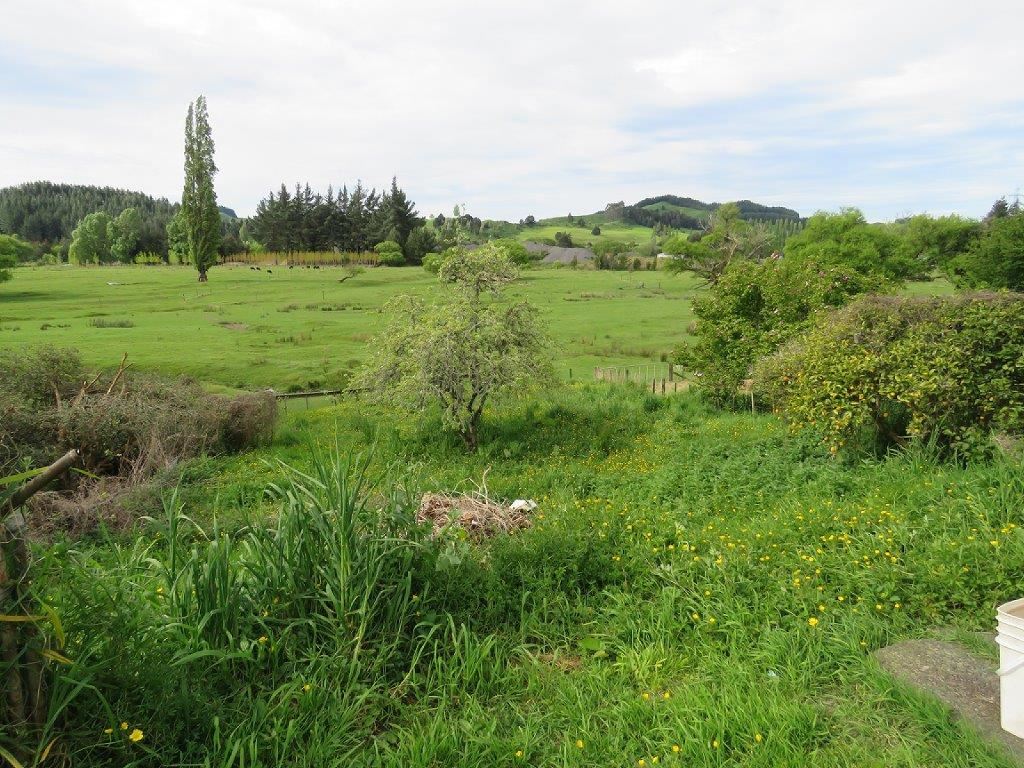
[10,387,1024,766]
[15,452,438,766]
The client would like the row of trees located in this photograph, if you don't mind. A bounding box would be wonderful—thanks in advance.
[249,178,427,260]
[662,199,1022,290]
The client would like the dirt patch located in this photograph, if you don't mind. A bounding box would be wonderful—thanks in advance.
[416,493,534,540]
[874,637,1024,762]
[536,652,583,672]
[219,322,249,331]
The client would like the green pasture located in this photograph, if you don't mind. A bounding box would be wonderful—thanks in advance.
[0,264,699,390]
[517,219,656,248]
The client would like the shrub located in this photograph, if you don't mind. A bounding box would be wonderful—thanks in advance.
[422,253,443,274]
[677,259,879,405]
[89,317,136,328]
[785,209,918,280]
[489,238,533,266]
[947,210,1024,290]
[554,231,574,248]
[754,292,1024,459]
[0,347,278,516]
[374,240,406,266]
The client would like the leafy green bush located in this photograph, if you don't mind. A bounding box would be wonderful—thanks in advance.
[489,237,534,266]
[785,209,918,280]
[754,292,1024,459]
[677,259,878,405]
[947,210,1024,290]
[421,253,443,274]
[374,240,405,266]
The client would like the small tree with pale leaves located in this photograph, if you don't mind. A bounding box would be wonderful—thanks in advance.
[355,244,554,449]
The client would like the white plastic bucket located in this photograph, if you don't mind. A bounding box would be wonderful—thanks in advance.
[996,598,1024,738]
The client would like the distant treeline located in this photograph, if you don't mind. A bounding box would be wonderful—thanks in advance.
[249,178,423,255]
[0,181,242,259]
[618,194,802,230]
[0,181,179,252]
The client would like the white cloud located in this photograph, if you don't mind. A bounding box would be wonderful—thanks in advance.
[2,0,1023,221]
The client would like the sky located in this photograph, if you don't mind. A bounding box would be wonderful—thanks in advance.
[2,0,1023,222]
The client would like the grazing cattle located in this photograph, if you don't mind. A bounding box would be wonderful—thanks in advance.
[266,269,272,274]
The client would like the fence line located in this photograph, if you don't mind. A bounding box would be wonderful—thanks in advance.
[594,363,679,384]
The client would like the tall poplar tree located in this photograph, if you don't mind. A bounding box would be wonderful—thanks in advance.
[181,96,220,281]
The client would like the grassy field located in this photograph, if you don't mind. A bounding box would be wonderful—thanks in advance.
[21,386,1024,766]
[0,265,699,390]
[516,218,655,249]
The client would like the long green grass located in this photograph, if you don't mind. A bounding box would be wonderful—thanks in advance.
[13,385,1023,766]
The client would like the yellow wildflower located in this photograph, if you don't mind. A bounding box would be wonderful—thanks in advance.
[128,729,144,743]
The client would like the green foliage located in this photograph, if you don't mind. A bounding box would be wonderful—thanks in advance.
[69,211,112,264]
[109,206,142,262]
[0,181,177,248]
[404,225,436,265]
[374,239,406,266]
[948,209,1024,290]
[437,245,519,297]
[785,209,917,280]
[554,231,574,247]
[662,202,772,283]
[18,384,1024,765]
[896,213,980,270]
[180,95,221,281]
[488,237,533,266]
[0,244,17,283]
[755,293,1024,460]
[421,253,443,274]
[679,259,878,404]
[0,233,36,266]
[356,243,554,448]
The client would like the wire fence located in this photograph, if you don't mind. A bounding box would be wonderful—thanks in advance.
[594,363,688,394]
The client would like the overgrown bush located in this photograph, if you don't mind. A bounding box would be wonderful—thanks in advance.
[677,259,879,405]
[754,292,1024,459]
[784,208,919,280]
[421,252,443,274]
[0,347,277,523]
[947,209,1024,290]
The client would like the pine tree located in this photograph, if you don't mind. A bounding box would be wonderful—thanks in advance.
[180,96,221,281]
[385,176,420,248]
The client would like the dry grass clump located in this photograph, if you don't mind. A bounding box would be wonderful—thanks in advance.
[0,346,278,533]
[416,492,534,541]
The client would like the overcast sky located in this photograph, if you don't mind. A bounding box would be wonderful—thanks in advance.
[2,1,1022,221]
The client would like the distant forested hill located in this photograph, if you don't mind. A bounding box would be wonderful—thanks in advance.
[0,181,178,244]
[617,194,801,230]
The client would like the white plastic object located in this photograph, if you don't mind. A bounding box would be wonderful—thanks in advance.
[996,598,1024,738]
